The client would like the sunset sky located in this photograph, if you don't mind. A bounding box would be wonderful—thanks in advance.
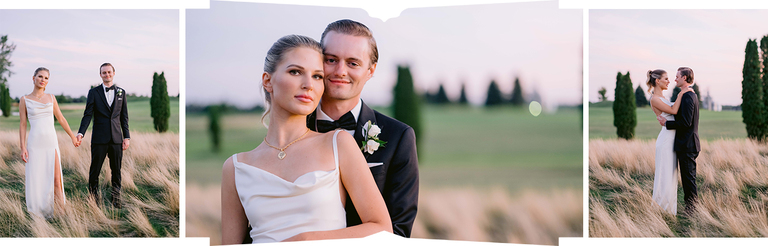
[0,10,179,98]
[590,9,768,106]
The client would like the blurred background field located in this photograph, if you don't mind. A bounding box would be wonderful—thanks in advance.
[186,105,581,189]
[589,102,746,140]
[0,98,179,133]
[186,105,583,244]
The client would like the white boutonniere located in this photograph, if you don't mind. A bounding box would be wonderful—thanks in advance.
[117,89,123,97]
[361,120,386,155]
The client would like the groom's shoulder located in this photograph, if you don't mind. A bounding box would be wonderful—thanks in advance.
[372,109,412,133]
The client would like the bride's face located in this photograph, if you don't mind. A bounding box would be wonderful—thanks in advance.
[657,73,670,90]
[263,47,325,117]
[33,70,49,89]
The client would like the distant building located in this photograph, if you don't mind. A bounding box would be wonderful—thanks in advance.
[701,89,721,111]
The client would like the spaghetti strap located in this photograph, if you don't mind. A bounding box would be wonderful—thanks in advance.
[332,130,341,169]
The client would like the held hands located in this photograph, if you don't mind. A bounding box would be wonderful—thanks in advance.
[122,139,130,150]
[75,134,83,147]
[71,135,81,147]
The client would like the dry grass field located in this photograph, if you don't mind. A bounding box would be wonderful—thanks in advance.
[0,130,179,237]
[589,138,768,237]
[186,184,582,245]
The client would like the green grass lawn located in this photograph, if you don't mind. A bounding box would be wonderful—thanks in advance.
[589,103,746,140]
[186,105,583,192]
[0,98,179,133]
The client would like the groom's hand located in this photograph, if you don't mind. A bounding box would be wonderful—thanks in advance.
[123,139,130,150]
[657,115,667,126]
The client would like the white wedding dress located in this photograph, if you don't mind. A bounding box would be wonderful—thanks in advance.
[234,130,346,243]
[651,96,678,215]
[24,94,66,218]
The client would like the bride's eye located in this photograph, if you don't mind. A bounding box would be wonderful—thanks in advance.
[313,74,323,80]
[289,69,301,75]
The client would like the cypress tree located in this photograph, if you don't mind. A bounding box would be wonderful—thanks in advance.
[435,84,449,104]
[485,80,503,106]
[392,65,422,147]
[761,35,768,137]
[509,77,524,106]
[150,72,171,132]
[692,83,701,105]
[0,83,9,117]
[458,83,468,105]
[613,72,636,139]
[742,39,764,140]
[208,104,222,152]
[635,85,649,107]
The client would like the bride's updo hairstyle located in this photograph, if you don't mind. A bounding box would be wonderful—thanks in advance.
[646,69,666,93]
[260,35,322,127]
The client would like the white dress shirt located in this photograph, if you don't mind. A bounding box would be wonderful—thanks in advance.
[316,98,363,136]
[104,84,115,107]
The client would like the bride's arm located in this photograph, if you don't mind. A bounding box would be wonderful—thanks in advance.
[286,132,393,241]
[52,96,77,142]
[221,156,249,244]
[651,88,693,115]
[19,97,28,162]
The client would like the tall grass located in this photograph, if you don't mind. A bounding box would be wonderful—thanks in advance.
[0,130,179,237]
[590,138,768,237]
[186,184,581,245]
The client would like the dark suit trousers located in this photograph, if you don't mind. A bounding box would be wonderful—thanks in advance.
[676,151,698,209]
[89,143,123,195]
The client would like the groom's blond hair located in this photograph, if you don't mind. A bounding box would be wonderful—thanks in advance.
[320,19,378,67]
[678,67,694,84]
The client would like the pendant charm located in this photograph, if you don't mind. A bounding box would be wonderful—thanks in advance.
[277,151,286,160]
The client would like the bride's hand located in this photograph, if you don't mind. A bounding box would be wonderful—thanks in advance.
[681,86,694,94]
[21,148,28,162]
[71,136,79,147]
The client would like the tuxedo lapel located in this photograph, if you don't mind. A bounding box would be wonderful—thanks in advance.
[355,100,377,157]
[110,87,118,115]
[96,84,110,110]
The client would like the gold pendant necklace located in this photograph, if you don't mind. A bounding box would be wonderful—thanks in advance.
[263,129,311,160]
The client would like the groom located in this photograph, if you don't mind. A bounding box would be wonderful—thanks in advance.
[77,63,130,208]
[658,67,700,213]
[309,19,420,237]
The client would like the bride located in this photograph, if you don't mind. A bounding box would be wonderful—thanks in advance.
[220,35,392,243]
[647,69,692,215]
[18,67,79,218]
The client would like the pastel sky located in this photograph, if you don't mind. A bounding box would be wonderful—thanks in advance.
[0,10,179,98]
[590,9,768,106]
[186,1,582,108]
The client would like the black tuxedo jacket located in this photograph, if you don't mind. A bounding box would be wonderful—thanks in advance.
[307,100,419,237]
[78,84,130,144]
[666,91,700,153]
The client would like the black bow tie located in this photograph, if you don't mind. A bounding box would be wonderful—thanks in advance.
[316,111,357,133]
[105,86,115,92]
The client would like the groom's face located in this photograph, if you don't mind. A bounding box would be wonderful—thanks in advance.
[100,66,114,84]
[675,70,686,87]
[322,31,376,102]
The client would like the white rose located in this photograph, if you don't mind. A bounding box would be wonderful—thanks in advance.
[365,140,380,154]
[368,125,381,137]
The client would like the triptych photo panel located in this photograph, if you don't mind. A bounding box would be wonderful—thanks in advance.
[0,1,767,245]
